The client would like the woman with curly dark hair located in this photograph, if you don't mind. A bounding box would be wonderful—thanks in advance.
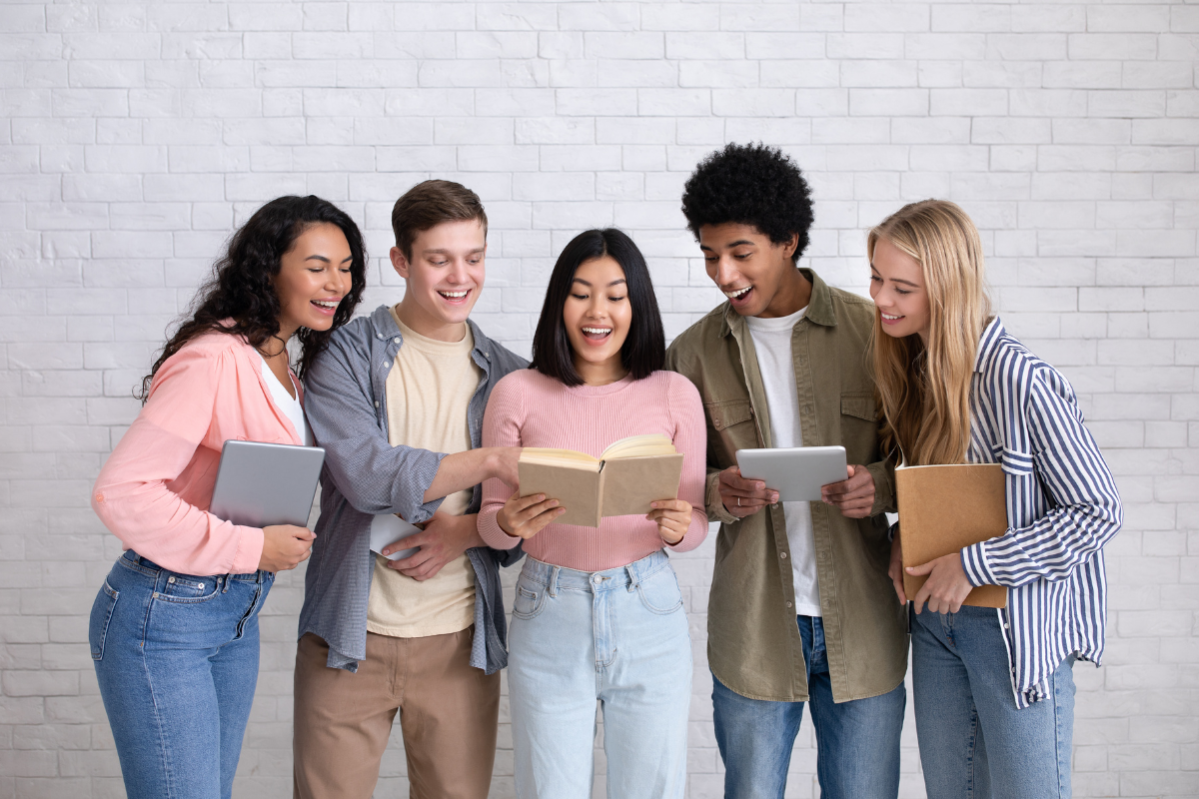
[87,195,366,799]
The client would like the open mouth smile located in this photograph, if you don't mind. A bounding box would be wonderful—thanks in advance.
[437,289,471,303]
[581,326,613,343]
[724,286,752,303]
[311,298,342,315]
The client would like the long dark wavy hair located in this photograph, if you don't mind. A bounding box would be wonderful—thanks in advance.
[139,195,367,400]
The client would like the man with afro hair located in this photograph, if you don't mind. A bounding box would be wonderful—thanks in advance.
[665,143,907,799]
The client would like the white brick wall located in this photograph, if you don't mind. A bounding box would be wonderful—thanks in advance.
[1,2,1196,797]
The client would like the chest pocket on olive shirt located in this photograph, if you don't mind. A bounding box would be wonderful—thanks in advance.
[705,399,758,466]
[839,393,879,464]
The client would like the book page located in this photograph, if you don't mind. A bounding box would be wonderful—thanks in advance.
[519,448,601,469]
[601,433,676,460]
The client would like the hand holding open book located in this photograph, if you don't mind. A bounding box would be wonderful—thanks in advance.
[515,434,685,529]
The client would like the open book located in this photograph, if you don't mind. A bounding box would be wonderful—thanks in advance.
[518,434,684,528]
[896,463,1008,609]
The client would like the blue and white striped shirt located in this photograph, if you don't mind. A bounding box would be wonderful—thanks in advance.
[960,318,1122,709]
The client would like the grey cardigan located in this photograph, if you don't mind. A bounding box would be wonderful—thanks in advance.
[299,305,527,674]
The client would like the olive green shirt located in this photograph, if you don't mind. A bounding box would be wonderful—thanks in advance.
[665,270,908,702]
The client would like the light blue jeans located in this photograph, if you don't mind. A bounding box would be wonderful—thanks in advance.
[713,615,906,799]
[911,604,1076,799]
[507,551,692,799]
[89,550,274,799]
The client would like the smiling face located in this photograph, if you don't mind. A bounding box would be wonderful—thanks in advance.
[698,222,807,318]
[869,235,932,342]
[391,218,486,342]
[273,222,354,341]
[562,255,632,385]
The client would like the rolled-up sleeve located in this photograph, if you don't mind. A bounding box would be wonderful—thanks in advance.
[304,330,446,525]
[961,371,1122,588]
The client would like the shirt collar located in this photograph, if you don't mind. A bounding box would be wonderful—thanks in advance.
[720,268,837,338]
[973,316,1006,374]
[367,304,493,367]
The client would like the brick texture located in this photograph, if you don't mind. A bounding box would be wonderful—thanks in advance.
[1,2,1196,798]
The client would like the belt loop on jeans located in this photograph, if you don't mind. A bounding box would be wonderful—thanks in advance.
[221,574,230,593]
[549,565,560,597]
[625,564,639,592]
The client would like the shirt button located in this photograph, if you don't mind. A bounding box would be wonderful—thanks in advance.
[374,401,380,408]
[393,337,400,344]
[780,552,788,559]
[383,361,390,368]
[785,601,793,608]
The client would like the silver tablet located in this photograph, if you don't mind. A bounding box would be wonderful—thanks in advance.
[210,440,325,528]
[735,446,849,502]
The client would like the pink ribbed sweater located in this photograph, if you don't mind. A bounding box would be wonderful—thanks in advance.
[478,368,708,572]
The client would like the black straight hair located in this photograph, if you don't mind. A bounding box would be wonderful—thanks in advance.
[530,228,665,387]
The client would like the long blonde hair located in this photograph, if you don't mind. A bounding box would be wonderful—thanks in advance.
[869,200,991,466]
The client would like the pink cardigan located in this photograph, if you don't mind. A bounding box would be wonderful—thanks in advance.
[478,368,708,572]
[91,331,304,576]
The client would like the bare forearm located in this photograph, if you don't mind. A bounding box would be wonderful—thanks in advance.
[423,447,517,504]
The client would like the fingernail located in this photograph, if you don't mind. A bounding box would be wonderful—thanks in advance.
[548,500,558,507]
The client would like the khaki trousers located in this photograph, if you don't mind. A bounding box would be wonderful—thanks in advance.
[292,628,499,799]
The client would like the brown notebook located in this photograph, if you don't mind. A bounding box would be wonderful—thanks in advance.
[896,463,1008,609]
[518,434,684,528]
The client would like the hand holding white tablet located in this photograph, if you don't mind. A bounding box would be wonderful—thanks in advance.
[717,466,779,518]
[819,465,877,519]
[734,446,849,503]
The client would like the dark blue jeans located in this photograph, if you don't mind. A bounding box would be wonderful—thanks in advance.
[713,615,905,799]
[911,604,1076,799]
[90,551,273,799]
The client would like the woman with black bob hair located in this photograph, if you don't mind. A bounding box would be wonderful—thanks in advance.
[89,195,365,799]
[478,229,708,798]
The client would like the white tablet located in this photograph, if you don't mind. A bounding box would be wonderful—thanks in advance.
[369,513,422,562]
[210,440,325,527]
[735,446,849,502]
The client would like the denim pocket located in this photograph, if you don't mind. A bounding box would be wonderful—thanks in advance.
[153,573,220,604]
[512,581,546,620]
[636,567,684,615]
[88,580,119,661]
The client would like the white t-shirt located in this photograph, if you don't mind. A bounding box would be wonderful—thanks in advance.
[258,354,314,446]
[745,307,822,618]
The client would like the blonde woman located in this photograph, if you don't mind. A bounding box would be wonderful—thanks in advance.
[869,200,1121,799]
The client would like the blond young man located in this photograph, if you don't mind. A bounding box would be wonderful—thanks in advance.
[294,181,526,799]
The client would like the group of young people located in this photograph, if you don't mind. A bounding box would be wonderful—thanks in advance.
[88,143,1121,799]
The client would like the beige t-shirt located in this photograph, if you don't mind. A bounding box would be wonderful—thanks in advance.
[365,309,481,638]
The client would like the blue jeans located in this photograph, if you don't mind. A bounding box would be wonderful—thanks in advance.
[89,550,274,799]
[507,551,692,799]
[713,615,905,799]
[911,604,1076,799]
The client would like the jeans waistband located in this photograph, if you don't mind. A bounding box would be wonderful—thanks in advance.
[120,550,267,584]
[520,549,671,593]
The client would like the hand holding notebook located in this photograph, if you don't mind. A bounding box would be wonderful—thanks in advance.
[896,463,1008,609]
